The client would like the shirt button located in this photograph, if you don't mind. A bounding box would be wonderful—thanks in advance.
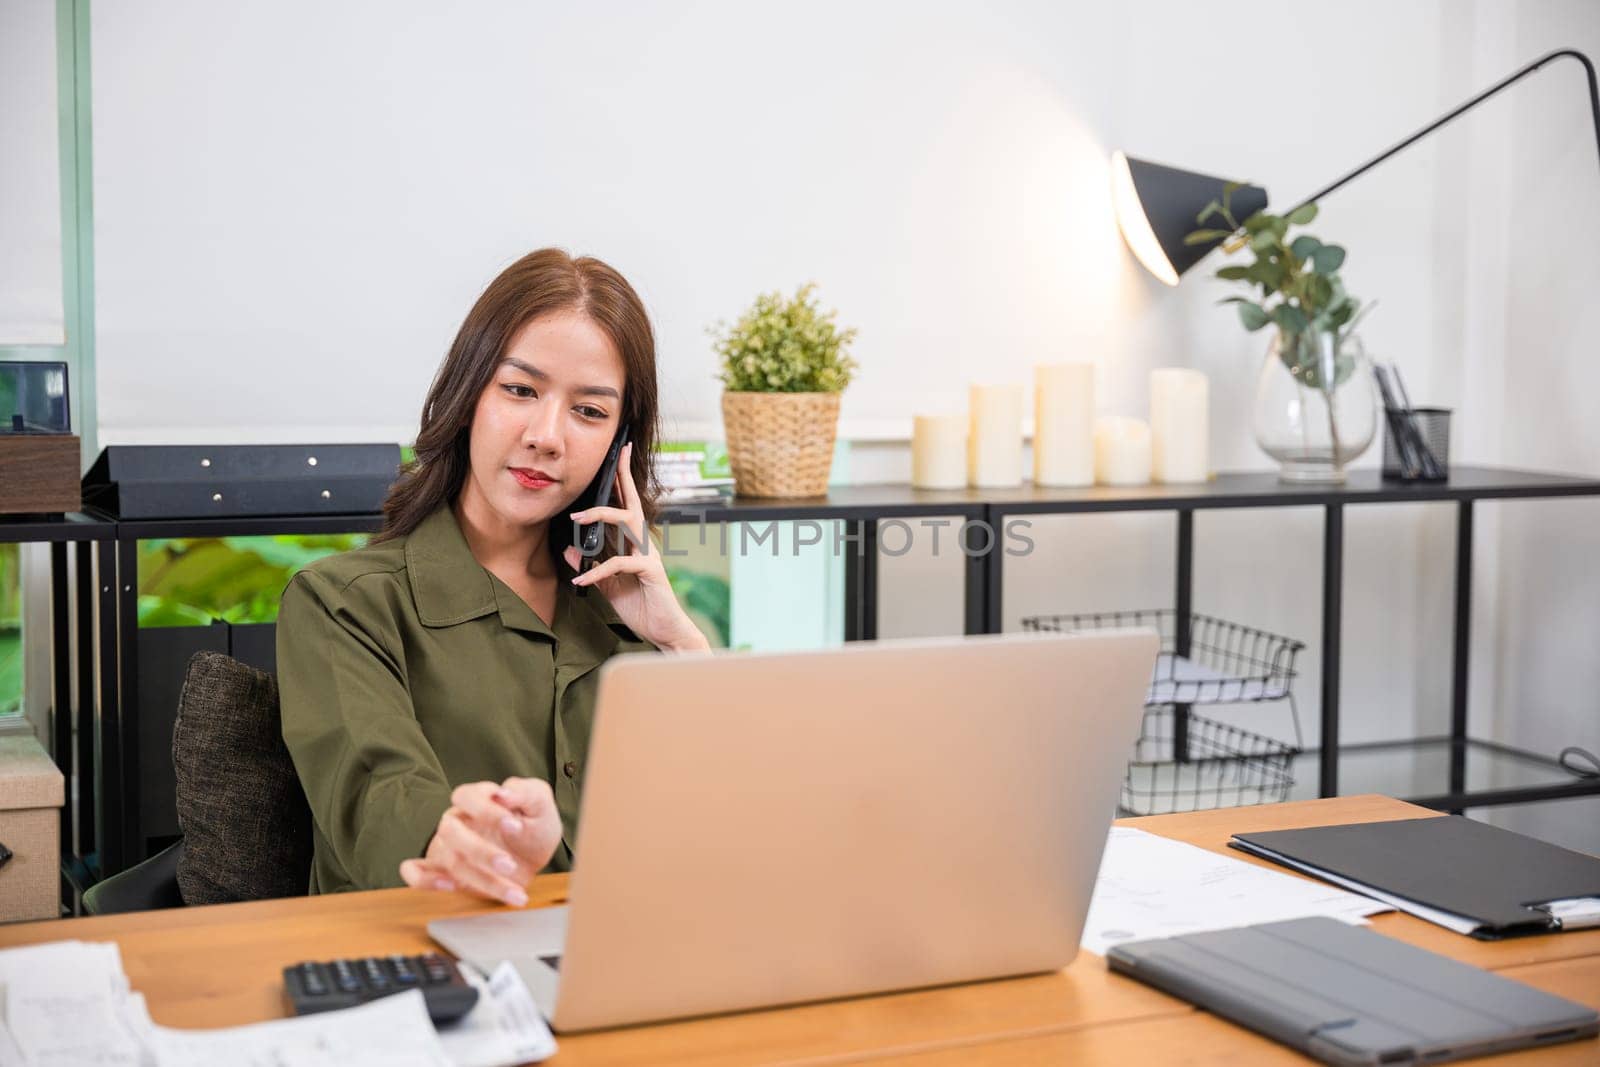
[563,761,577,779]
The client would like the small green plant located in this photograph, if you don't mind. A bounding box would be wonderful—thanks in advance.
[1188,193,1371,390]
[711,283,859,393]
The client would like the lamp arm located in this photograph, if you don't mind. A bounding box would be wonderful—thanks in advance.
[1290,48,1600,213]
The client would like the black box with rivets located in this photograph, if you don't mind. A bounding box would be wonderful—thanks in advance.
[82,443,402,518]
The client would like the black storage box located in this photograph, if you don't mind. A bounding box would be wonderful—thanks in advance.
[84,443,401,518]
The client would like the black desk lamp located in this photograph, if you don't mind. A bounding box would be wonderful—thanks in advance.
[1112,49,1600,284]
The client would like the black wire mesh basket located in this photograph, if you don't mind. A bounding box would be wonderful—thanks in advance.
[1021,609,1306,813]
[1021,609,1305,710]
[1120,706,1297,816]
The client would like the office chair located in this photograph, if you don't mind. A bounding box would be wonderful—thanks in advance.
[83,652,312,914]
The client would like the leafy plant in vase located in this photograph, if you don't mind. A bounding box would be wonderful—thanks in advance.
[712,284,858,497]
[1188,193,1377,483]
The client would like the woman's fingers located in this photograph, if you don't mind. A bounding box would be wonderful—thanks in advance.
[489,777,563,874]
[437,810,524,885]
[571,552,651,587]
[493,776,555,818]
[451,781,506,824]
[399,857,457,893]
[433,811,530,906]
[570,505,642,546]
[402,780,561,905]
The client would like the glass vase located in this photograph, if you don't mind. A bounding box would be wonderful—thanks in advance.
[1253,328,1377,484]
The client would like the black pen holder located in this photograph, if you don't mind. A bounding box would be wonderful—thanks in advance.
[1381,406,1451,481]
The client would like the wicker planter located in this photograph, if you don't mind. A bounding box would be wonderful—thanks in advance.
[720,391,841,498]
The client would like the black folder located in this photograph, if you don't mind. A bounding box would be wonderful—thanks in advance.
[1229,816,1600,939]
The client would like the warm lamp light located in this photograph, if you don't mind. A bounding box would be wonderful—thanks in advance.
[1110,151,1265,286]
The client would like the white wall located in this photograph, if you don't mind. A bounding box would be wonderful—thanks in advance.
[0,0,64,344]
[85,1,1600,846]
[1484,0,1600,849]
[90,0,1148,444]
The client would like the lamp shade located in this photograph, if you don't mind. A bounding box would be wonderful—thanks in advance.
[1111,151,1268,285]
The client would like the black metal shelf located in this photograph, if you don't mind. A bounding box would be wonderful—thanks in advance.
[955,465,1600,512]
[0,510,115,545]
[668,466,1600,518]
[115,513,386,540]
[968,466,1600,816]
[0,506,119,913]
[38,462,1600,874]
[1289,736,1600,810]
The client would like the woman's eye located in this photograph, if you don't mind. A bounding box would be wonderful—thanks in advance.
[502,383,535,399]
[577,406,607,420]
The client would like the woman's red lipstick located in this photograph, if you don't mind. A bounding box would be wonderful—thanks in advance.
[510,468,556,489]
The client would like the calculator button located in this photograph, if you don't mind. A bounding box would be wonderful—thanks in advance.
[299,963,329,996]
[332,960,362,993]
[285,954,477,1024]
[361,959,391,990]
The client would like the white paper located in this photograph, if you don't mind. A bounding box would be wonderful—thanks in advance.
[1147,653,1274,703]
[0,939,547,1067]
[144,990,451,1067]
[1080,827,1389,956]
[7,988,144,1067]
[1,941,144,1067]
[436,962,557,1067]
[0,1014,30,1067]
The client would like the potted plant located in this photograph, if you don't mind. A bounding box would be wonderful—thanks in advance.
[1189,195,1377,483]
[712,283,859,497]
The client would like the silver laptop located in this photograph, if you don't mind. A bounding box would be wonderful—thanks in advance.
[430,628,1158,1032]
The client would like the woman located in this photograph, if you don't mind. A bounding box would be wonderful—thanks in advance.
[278,249,710,906]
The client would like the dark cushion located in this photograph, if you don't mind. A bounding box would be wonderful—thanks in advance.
[172,651,312,904]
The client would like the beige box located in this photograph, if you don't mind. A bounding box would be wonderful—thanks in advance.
[0,735,64,923]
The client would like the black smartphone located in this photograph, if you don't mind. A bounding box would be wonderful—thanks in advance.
[573,423,630,595]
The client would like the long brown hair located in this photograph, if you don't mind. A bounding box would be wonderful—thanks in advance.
[379,249,661,573]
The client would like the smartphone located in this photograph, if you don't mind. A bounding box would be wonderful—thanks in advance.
[573,423,630,595]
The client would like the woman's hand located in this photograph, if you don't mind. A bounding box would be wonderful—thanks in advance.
[563,441,711,652]
[398,777,563,906]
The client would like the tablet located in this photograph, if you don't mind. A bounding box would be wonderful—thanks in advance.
[1107,917,1597,1066]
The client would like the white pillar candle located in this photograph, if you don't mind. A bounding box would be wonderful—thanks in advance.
[1094,416,1153,486]
[911,414,968,489]
[967,384,1024,488]
[1033,362,1095,487]
[1150,368,1209,484]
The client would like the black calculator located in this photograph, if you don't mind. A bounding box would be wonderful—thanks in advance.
[282,952,480,1024]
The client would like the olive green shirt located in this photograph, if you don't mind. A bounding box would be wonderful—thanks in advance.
[277,504,656,894]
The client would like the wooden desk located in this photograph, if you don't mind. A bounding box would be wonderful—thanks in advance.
[3,795,1596,1065]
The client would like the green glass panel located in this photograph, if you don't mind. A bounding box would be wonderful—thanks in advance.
[0,544,21,715]
[137,534,370,627]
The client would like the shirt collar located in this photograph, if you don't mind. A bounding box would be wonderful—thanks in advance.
[406,504,500,627]
[405,504,640,654]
